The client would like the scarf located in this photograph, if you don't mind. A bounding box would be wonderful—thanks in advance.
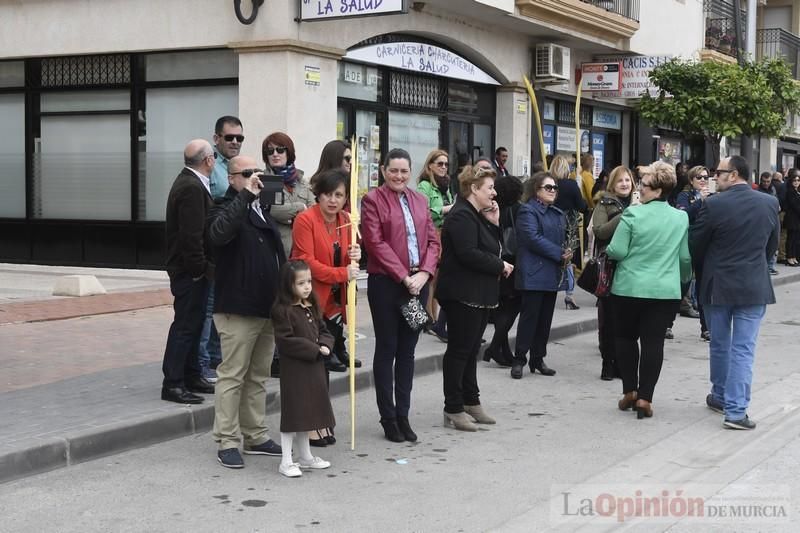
[435,174,451,197]
[273,163,298,189]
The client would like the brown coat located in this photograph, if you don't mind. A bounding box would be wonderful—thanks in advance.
[271,302,336,432]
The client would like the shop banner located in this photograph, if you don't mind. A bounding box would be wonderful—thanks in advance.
[556,126,590,153]
[580,63,621,92]
[543,125,555,156]
[593,108,622,130]
[595,55,672,99]
[344,42,500,85]
[299,0,407,21]
[592,133,605,178]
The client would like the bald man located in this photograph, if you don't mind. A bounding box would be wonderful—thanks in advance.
[162,139,218,404]
[207,154,287,468]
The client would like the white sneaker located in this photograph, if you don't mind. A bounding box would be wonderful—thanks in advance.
[278,462,302,478]
[298,456,331,469]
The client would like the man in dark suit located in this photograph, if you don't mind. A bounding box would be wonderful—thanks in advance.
[690,155,780,430]
[493,147,510,177]
[161,139,217,404]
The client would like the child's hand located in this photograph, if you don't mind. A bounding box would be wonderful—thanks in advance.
[319,346,330,356]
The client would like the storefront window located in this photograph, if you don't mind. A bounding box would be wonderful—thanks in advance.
[146,50,238,82]
[388,111,441,189]
[0,61,24,87]
[338,62,382,102]
[448,82,494,117]
[354,110,384,199]
[0,94,25,217]
[140,86,238,221]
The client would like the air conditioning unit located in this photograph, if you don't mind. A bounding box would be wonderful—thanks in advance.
[535,44,571,81]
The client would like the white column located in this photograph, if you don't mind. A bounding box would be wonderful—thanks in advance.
[495,84,532,177]
[231,40,345,173]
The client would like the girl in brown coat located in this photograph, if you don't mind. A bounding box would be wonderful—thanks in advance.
[271,260,336,478]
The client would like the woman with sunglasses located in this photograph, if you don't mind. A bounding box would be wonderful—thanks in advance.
[785,174,800,267]
[417,149,453,342]
[291,169,362,446]
[607,162,691,419]
[361,148,440,443]
[263,132,315,256]
[510,172,571,380]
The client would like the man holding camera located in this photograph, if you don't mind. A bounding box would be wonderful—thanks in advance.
[208,154,287,468]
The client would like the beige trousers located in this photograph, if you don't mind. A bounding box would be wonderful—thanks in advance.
[212,313,274,450]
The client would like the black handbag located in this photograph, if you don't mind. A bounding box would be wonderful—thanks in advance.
[399,295,432,332]
[577,256,600,294]
[501,206,517,258]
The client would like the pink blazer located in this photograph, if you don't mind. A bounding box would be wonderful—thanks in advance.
[361,184,441,283]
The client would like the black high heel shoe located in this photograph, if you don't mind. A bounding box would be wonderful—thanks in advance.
[565,297,580,310]
[379,418,405,443]
[396,417,418,442]
[530,358,556,376]
[310,429,328,447]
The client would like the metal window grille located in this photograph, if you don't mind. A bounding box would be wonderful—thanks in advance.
[557,101,593,127]
[39,54,131,88]
[389,72,445,111]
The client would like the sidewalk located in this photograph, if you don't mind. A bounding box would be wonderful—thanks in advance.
[1,263,799,484]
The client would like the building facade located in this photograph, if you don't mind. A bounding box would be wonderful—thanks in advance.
[0,0,706,267]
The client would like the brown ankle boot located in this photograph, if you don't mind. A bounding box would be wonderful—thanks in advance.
[618,391,638,411]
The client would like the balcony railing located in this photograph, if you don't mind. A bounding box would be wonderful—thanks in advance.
[579,0,640,22]
[703,0,747,60]
[757,28,800,79]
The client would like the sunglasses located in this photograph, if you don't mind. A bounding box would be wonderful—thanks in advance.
[266,146,288,156]
[231,168,264,178]
[434,161,449,168]
[694,175,708,181]
[223,134,244,143]
[344,155,352,163]
[540,184,559,192]
[714,168,734,176]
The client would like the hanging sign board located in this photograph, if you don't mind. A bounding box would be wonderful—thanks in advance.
[344,42,500,85]
[299,0,408,21]
[595,55,673,99]
[580,62,621,92]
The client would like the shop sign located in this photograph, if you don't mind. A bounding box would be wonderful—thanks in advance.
[592,134,605,177]
[580,63,621,92]
[595,55,672,99]
[299,0,407,21]
[593,108,621,130]
[556,126,590,153]
[344,42,500,85]
[543,125,555,156]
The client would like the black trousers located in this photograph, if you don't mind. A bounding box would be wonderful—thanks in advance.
[513,290,557,365]
[367,274,427,419]
[612,294,679,402]
[162,273,208,388]
[597,296,616,363]
[488,294,521,361]
[441,301,490,413]
[788,229,800,259]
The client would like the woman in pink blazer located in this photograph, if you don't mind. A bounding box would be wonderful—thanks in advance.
[361,148,440,443]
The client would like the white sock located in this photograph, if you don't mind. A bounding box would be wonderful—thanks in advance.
[295,433,314,462]
[280,432,295,466]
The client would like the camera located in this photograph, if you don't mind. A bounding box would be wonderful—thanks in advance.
[257,174,285,207]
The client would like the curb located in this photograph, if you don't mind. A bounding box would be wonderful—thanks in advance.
[1,316,597,484]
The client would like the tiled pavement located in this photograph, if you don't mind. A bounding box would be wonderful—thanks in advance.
[1,263,798,484]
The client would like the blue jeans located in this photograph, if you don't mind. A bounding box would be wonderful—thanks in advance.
[705,304,766,420]
[198,281,222,372]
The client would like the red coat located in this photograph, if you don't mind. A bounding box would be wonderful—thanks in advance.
[360,184,441,283]
[291,204,353,320]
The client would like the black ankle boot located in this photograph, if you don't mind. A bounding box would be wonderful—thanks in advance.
[396,417,418,442]
[379,418,405,443]
[600,360,614,381]
[532,358,556,376]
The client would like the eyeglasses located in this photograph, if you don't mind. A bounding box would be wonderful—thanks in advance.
[434,161,449,168]
[223,134,244,143]
[714,168,734,176]
[266,146,288,156]
[343,155,352,163]
[230,168,264,178]
[540,184,559,192]
[793,178,800,182]
[694,175,708,181]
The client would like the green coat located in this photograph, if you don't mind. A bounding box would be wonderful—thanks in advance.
[606,200,692,300]
[417,179,453,228]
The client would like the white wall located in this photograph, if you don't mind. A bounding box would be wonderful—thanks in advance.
[630,0,705,59]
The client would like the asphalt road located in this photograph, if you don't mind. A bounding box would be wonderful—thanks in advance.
[2,285,799,533]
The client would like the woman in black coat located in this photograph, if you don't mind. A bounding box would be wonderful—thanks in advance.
[550,155,587,310]
[436,167,514,432]
[785,174,800,266]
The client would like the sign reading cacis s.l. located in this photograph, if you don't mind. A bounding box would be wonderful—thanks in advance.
[299,0,407,21]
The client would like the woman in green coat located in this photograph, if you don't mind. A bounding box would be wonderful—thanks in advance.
[606,162,692,419]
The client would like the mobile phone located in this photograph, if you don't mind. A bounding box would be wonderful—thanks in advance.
[631,190,641,205]
[707,177,717,194]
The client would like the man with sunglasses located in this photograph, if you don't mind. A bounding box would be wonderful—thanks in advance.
[690,156,780,430]
[207,154,287,468]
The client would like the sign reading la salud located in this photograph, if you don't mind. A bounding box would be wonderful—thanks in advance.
[300,0,406,21]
